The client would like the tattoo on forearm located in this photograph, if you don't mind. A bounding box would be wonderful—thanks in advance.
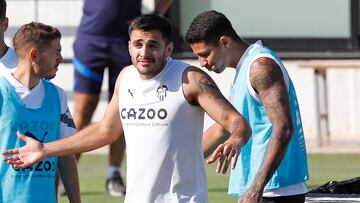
[231,119,240,134]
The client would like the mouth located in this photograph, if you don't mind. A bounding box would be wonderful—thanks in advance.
[54,64,59,70]
[138,59,154,66]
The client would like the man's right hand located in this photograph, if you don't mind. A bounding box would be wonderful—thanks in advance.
[206,136,241,174]
[2,131,45,168]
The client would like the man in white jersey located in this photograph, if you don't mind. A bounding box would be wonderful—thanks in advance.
[0,0,17,70]
[3,14,251,203]
[0,22,80,202]
[185,10,309,203]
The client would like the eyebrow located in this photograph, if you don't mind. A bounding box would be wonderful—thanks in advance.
[197,49,210,56]
[132,39,160,45]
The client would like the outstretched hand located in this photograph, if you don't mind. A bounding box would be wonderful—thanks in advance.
[2,131,45,168]
[207,137,240,174]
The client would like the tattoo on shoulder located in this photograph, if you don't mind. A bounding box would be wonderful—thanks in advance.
[251,58,284,93]
[198,75,233,111]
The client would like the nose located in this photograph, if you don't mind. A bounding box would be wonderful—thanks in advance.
[140,45,150,58]
[199,57,207,67]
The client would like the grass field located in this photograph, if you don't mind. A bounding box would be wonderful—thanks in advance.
[59,153,360,203]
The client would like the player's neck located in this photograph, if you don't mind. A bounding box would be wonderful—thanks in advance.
[229,42,249,68]
[13,61,41,90]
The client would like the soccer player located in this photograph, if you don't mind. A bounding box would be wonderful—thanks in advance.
[72,0,174,195]
[186,10,309,203]
[0,22,80,203]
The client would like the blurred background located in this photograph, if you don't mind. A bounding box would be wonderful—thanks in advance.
[5,0,360,150]
[4,1,360,202]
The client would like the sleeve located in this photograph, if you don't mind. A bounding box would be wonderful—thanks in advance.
[56,86,77,138]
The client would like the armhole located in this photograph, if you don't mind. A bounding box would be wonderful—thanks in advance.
[180,66,193,106]
[54,85,68,115]
[54,84,78,138]
[246,53,290,104]
[180,65,205,110]
[117,65,131,101]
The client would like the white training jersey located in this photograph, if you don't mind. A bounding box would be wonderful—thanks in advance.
[118,58,208,203]
[0,70,76,138]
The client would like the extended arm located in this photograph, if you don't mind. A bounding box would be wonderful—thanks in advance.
[58,155,81,203]
[239,57,294,203]
[3,70,126,168]
[183,67,251,174]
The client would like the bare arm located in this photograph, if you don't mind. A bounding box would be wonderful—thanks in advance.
[43,89,123,157]
[239,57,294,203]
[58,155,81,203]
[3,69,127,168]
[183,67,251,174]
[202,122,229,158]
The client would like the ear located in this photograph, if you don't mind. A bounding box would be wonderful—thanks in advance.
[0,17,8,32]
[128,40,131,54]
[219,36,231,48]
[165,42,174,57]
[29,48,38,64]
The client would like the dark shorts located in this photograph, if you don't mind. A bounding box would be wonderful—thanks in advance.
[261,193,306,203]
[73,34,131,95]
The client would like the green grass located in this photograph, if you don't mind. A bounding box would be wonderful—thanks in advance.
[59,153,360,203]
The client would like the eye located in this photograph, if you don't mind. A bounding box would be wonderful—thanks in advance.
[198,52,210,58]
[149,44,159,49]
[133,42,142,48]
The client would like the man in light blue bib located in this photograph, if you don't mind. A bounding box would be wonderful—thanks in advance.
[0,22,80,203]
[186,10,309,203]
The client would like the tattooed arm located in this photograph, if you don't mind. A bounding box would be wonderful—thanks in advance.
[238,57,294,203]
[182,66,251,174]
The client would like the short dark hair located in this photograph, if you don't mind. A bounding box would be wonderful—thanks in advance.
[13,22,61,58]
[0,0,6,20]
[185,10,241,45]
[128,14,172,42]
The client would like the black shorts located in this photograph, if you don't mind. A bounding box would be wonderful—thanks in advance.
[73,34,131,95]
[261,193,306,203]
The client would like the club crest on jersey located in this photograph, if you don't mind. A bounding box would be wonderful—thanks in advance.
[128,89,135,98]
[157,85,168,101]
